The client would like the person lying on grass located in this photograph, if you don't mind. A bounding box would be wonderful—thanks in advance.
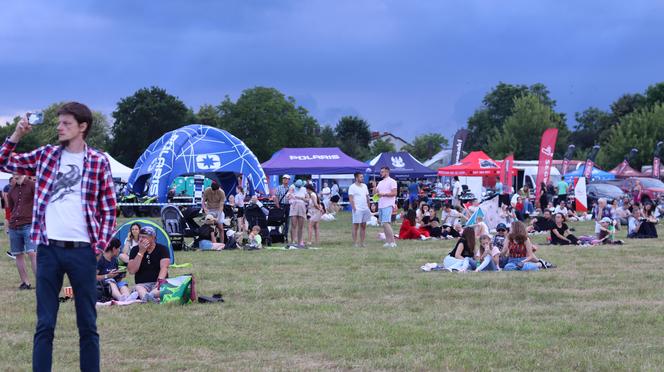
[442,227,476,272]
[96,238,132,301]
[198,214,225,251]
[527,209,555,234]
[127,226,170,303]
[475,234,501,272]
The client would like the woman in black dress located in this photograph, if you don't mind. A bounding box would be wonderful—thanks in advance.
[539,182,548,211]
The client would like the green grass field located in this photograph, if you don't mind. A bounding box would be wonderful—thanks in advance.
[1,213,663,371]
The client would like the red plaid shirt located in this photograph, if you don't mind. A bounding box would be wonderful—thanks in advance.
[0,139,116,251]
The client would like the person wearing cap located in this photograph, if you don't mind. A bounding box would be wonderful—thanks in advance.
[0,102,117,371]
[127,226,170,302]
[287,179,309,247]
[273,175,291,242]
[203,181,226,241]
[198,214,225,251]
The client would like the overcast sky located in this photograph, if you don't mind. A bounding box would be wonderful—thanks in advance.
[1,1,663,141]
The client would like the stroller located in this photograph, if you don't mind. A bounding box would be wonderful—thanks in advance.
[161,205,200,251]
[244,204,271,246]
[266,206,287,244]
[459,185,476,204]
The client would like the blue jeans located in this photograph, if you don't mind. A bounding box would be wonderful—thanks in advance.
[33,243,99,372]
[504,257,539,271]
[9,224,36,254]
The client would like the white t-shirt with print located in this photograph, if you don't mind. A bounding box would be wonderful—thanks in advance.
[348,183,370,211]
[45,150,89,243]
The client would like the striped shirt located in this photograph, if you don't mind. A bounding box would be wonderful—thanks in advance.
[0,139,117,250]
[275,185,289,206]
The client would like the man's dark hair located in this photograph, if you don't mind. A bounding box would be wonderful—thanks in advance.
[56,102,93,138]
[381,166,390,172]
[354,172,362,179]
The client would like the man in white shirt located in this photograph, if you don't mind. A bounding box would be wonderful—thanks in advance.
[376,167,398,248]
[348,173,371,247]
[440,203,466,226]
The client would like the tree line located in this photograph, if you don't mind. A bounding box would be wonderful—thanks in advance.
[1,82,662,170]
[465,81,664,170]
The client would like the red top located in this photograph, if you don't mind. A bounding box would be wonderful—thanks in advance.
[508,240,527,258]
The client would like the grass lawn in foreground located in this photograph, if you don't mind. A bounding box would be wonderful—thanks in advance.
[1,212,663,370]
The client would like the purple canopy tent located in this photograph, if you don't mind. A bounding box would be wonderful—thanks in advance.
[261,147,368,175]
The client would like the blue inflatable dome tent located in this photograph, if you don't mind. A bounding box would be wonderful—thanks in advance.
[127,125,269,202]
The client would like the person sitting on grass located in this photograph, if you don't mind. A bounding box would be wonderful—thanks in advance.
[550,213,579,245]
[244,225,263,250]
[442,227,476,272]
[121,223,141,264]
[501,221,551,271]
[596,217,623,245]
[440,203,465,226]
[399,209,430,240]
[475,234,501,271]
[416,202,432,225]
[473,215,490,238]
[96,238,133,301]
[627,207,657,239]
[127,226,170,303]
[198,214,225,251]
[528,209,555,233]
[428,217,443,238]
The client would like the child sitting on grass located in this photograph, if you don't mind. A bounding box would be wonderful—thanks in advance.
[475,234,501,271]
[244,225,263,250]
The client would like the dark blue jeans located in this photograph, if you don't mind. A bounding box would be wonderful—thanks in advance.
[33,243,99,372]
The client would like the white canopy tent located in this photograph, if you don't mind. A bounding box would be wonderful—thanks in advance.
[0,153,132,188]
[104,152,133,181]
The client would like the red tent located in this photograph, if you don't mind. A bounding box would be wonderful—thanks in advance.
[609,163,644,178]
[438,151,515,177]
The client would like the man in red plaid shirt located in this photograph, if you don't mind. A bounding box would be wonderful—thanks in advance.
[0,102,116,372]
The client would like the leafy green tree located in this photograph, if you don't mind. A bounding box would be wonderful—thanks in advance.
[571,107,613,151]
[319,125,338,147]
[334,116,371,160]
[369,138,396,158]
[402,133,449,162]
[596,104,664,170]
[645,82,664,108]
[610,93,646,121]
[195,104,220,126]
[466,82,561,151]
[110,87,194,166]
[487,94,569,159]
[0,103,111,153]
[217,87,320,161]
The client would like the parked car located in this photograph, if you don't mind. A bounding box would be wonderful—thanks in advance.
[607,177,664,205]
[586,183,628,206]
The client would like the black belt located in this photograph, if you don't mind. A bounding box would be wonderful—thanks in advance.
[48,240,89,248]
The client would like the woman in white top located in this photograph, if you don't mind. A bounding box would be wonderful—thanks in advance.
[121,223,141,263]
[235,184,246,232]
[287,179,310,247]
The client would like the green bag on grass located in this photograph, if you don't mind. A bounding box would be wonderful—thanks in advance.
[159,275,197,304]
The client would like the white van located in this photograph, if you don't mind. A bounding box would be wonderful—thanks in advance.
[512,162,561,192]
